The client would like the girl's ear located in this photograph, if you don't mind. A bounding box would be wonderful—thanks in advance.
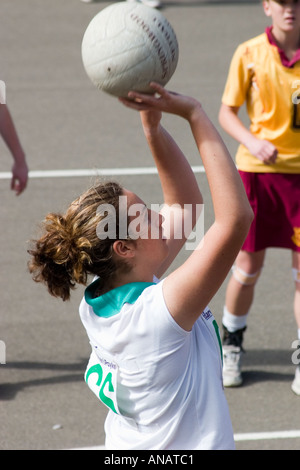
[262,1,272,17]
[112,240,135,260]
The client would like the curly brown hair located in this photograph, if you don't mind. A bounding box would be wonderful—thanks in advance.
[28,181,128,301]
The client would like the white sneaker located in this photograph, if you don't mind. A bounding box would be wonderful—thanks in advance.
[127,0,162,8]
[291,366,300,396]
[222,345,243,387]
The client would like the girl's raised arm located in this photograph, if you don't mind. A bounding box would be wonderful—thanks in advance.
[122,83,253,331]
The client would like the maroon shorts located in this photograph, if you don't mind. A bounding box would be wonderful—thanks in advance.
[239,171,300,253]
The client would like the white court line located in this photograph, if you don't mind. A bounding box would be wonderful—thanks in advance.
[234,430,300,442]
[70,430,300,449]
[0,166,206,180]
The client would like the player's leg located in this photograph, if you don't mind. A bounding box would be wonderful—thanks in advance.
[291,251,300,395]
[222,249,265,387]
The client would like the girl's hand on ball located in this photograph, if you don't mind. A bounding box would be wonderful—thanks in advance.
[120,82,201,123]
[119,90,162,134]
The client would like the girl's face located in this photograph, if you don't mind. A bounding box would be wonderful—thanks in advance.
[123,189,169,273]
[263,0,300,33]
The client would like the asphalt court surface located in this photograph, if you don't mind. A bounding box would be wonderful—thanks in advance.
[0,0,299,451]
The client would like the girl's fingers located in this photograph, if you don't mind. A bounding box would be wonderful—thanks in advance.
[118,96,151,111]
[127,82,167,102]
[149,82,165,94]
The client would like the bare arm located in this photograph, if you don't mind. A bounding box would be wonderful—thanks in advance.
[0,104,28,194]
[120,96,203,277]
[218,103,277,165]
[122,84,253,331]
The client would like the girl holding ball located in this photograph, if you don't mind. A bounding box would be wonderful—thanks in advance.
[28,83,253,449]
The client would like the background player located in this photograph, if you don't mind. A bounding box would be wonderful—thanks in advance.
[218,0,300,394]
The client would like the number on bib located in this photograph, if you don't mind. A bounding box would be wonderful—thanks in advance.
[85,351,120,414]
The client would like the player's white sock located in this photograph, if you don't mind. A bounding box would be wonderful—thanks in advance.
[222,306,248,332]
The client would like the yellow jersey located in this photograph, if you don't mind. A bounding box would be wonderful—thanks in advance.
[222,32,300,173]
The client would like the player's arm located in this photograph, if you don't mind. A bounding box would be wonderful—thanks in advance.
[163,100,253,331]
[0,104,28,194]
[122,84,253,331]
[120,95,202,277]
[140,108,203,276]
[218,102,277,164]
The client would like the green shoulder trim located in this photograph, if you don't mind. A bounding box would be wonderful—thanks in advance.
[85,279,155,318]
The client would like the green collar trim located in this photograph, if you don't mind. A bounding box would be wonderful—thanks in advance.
[85,278,155,318]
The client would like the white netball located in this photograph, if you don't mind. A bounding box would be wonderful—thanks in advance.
[81,2,179,97]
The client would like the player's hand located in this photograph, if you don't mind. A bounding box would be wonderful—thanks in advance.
[11,160,28,195]
[246,136,278,165]
[119,83,201,121]
[119,92,162,134]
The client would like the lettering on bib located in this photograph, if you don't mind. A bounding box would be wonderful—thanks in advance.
[202,309,223,363]
[85,350,120,414]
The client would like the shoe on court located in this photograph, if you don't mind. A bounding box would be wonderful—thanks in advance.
[222,345,243,387]
[291,366,300,396]
[222,326,246,387]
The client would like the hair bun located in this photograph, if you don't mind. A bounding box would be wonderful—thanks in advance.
[44,213,92,284]
[28,181,124,301]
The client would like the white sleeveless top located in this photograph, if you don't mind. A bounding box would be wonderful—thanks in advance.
[79,278,235,450]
